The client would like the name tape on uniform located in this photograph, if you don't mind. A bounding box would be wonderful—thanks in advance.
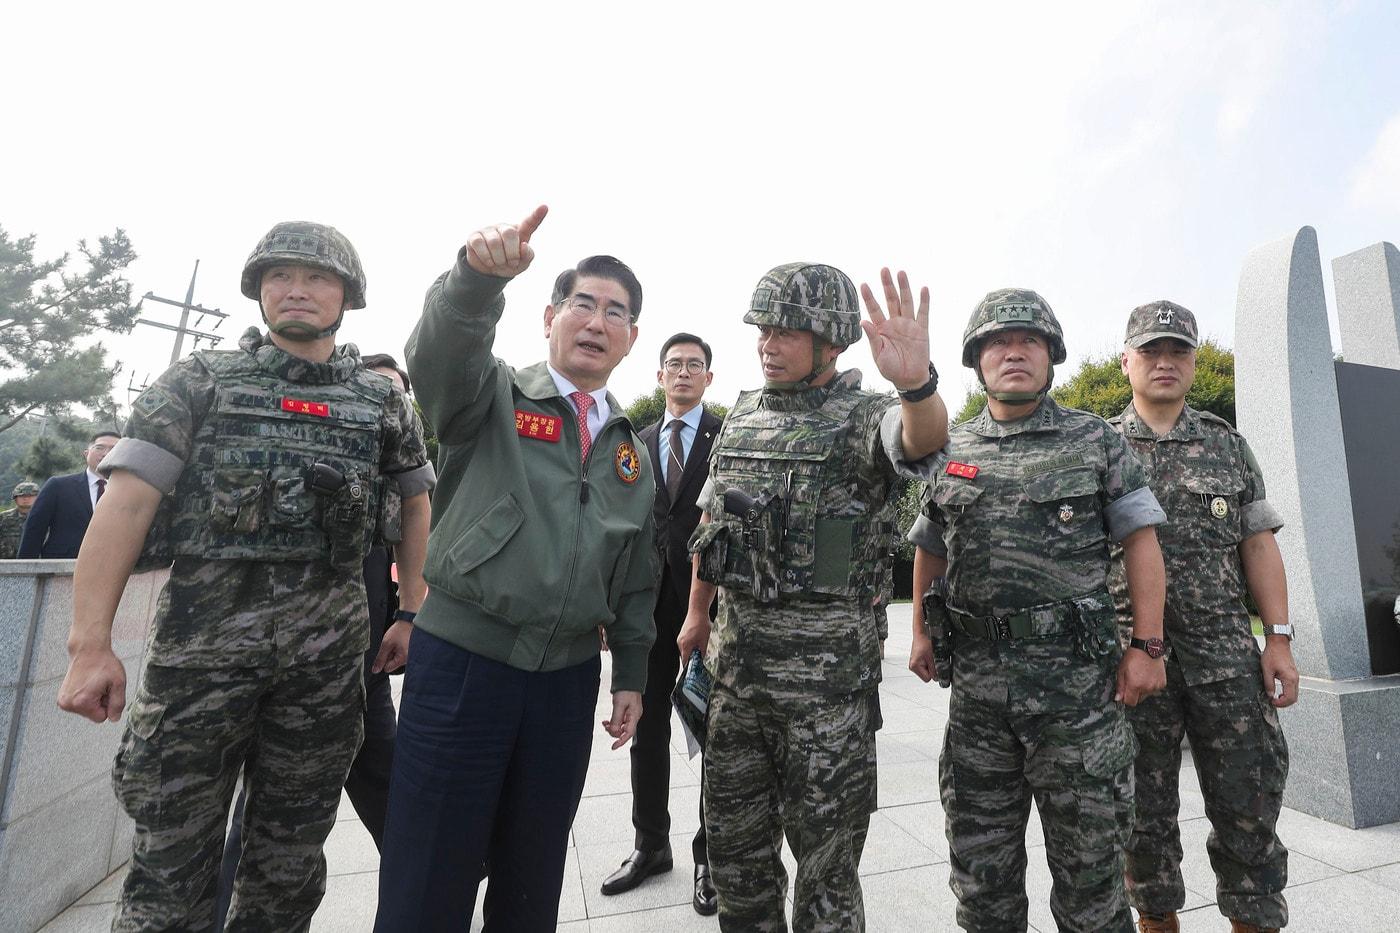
[945,461,979,479]
[515,410,562,442]
[281,398,330,417]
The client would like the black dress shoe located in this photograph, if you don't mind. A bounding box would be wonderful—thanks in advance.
[600,847,673,895]
[693,864,718,916]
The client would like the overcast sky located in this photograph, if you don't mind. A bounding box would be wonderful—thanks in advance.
[5,0,1399,417]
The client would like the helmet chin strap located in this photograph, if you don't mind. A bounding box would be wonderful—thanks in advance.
[764,338,839,391]
[977,363,1055,404]
[261,303,345,341]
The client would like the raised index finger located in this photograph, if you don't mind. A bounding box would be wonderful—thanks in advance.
[518,204,549,243]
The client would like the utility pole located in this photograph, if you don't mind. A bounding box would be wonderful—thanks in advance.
[137,260,228,364]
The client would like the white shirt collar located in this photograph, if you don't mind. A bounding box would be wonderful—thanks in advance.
[662,403,704,432]
[546,364,610,420]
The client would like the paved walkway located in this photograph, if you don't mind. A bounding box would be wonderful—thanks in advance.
[43,604,1400,931]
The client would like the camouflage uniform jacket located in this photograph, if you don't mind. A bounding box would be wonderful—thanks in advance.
[911,398,1166,713]
[405,258,657,694]
[101,329,432,669]
[703,369,932,699]
[1107,403,1283,685]
[0,508,25,559]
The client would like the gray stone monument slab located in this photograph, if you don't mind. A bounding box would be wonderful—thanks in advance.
[1235,226,1369,681]
[1333,241,1400,369]
[1235,226,1400,828]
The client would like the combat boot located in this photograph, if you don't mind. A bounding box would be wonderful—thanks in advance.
[1230,922,1279,933]
[1136,913,1179,933]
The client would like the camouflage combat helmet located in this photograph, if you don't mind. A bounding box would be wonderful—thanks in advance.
[11,481,39,498]
[241,221,366,340]
[961,287,1066,403]
[744,262,861,389]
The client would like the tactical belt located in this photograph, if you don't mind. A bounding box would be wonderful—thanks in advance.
[947,600,1077,640]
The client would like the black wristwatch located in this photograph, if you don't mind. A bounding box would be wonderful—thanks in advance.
[897,363,940,402]
[1129,636,1167,660]
[393,609,417,623]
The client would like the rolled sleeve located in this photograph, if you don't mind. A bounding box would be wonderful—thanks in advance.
[1104,485,1166,542]
[393,461,437,498]
[1240,499,1284,537]
[99,437,185,495]
[879,405,945,481]
[907,512,947,556]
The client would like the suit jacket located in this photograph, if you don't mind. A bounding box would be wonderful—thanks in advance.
[639,409,722,600]
[18,471,94,559]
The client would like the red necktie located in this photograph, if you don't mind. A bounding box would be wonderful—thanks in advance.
[570,391,594,462]
[96,478,106,502]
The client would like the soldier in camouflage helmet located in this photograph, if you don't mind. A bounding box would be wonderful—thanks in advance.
[56,220,435,931]
[1109,300,1295,933]
[682,263,949,930]
[906,287,1169,931]
[0,480,40,559]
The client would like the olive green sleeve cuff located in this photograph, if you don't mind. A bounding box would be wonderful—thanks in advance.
[907,513,947,556]
[393,461,437,498]
[1240,499,1283,537]
[99,437,185,495]
[880,406,945,480]
[1105,485,1166,542]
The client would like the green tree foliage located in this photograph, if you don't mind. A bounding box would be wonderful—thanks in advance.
[16,434,81,480]
[0,416,44,491]
[954,390,986,424]
[951,339,1236,425]
[893,478,924,560]
[0,225,140,435]
[624,386,728,428]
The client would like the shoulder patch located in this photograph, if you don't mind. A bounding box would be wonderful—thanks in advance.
[615,442,641,484]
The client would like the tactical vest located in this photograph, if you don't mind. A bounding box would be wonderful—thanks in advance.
[704,381,896,601]
[144,345,391,567]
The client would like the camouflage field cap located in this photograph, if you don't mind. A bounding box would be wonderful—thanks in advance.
[240,221,367,310]
[11,481,39,497]
[743,262,863,347]
[1125,299,1198,349]
[960,287,1066,367]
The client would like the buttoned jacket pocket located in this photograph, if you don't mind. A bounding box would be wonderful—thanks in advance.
[1023,467,1105,554]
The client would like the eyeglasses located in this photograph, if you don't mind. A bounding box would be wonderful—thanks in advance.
[561,295,631,328]
[663,359,707,375]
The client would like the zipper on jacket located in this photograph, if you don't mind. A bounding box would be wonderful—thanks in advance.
[580,475,590,503]
[543,411,598,662]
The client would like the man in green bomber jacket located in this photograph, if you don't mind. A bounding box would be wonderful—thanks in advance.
[375,204,658,933]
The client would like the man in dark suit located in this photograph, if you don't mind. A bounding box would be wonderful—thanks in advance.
[601,333,721,915]
[18,431,119,558]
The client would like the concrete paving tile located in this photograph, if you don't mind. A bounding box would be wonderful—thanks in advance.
[881,800,949,862]
[571,791,637,847]
[36,902,115,933]
[1358,861,1400,894]
[323,817,381,876]
[858,810,942,875]
[557,845,588,923]
[1275,806,1400,871]
[877,730,936,765]
[861,863,961,932]
[878,701,942,736]
[583,902,720,931]
[576,830,703,917]
[875,760,942,807]
[1171,814,1340,906]
[582,754,637,798]
[73,868,124,906]
[1179,871,1400,930]
[312,870,379,932]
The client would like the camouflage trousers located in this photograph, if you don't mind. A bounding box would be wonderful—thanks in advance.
[704,683,878,933]
[941,649,1136,933]
[1126,665,1289,927]
[111,656,364,932]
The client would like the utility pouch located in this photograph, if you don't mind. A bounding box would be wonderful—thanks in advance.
[922,576,955,687]
[375,476,403,546]
[1069,590,1116,661]
[689,521,731,586]
[306,463,367,567]
[723,487,785,603]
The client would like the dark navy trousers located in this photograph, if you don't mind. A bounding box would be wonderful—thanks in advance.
[374,628,600,933]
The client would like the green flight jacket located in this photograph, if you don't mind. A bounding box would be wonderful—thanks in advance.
[407,255,657,692]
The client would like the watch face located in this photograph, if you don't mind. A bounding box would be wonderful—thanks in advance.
[1134,637,1167,659]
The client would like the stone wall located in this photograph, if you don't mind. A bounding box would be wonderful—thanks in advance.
[0,561,164,933]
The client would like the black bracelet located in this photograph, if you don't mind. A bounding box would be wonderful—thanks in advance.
[393,609,417,623]
[898,363,940,402]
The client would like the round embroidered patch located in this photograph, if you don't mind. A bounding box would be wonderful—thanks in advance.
[615,442,641,485]
[1210,496,1229,518]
